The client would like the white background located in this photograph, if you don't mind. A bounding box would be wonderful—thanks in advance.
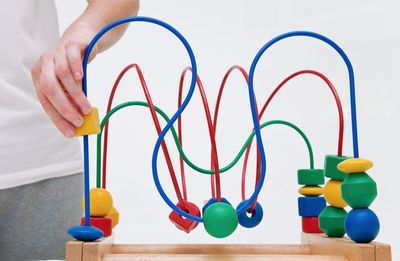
[56,0,400,259]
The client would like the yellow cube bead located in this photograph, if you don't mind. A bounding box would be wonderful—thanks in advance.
[82,188,113,217]
[337,158,373,173]
[298,186,323,196]
[106,206,120,228]
[75,107,100,136]
[323,179,348,208]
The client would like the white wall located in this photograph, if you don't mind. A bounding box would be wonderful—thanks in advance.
[56,0,400,259]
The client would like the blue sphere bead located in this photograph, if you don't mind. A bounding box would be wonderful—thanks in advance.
[236,200,263,228]
[202,197,231,215]
[345,208,380,243]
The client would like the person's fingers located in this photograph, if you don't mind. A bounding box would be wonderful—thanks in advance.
[38,53,84,128]
[33,79,76,138]
[65,42,83,81]
[55,47,91,115]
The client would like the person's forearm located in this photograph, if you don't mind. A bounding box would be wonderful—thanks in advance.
[60,0,139,53]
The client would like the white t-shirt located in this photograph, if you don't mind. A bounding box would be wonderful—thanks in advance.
[0,1,82,189]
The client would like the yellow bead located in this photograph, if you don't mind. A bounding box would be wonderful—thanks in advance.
[337,158,373,173]
[82,188,113,217]
[106,206,120,228]
[298,186,323,196]
[75,107,100,136]
[323,179,348,208]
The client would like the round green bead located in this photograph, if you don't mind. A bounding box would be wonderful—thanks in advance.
[341,172,377,208]
[297,169,324,185]
[203,202,238,238]
[319,206,347,237]
[324,155,350,180]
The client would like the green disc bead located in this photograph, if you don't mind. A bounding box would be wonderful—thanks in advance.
[324,155,350,180]
[341,172,377,208]
[203,202,238,238]
[297,169,324,185]
[319,206,347,238]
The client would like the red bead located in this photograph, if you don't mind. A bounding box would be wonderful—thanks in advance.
[169,201,201,233]
[302,217,323,233]
[81,217,112,237]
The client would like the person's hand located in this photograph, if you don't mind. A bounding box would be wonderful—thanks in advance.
[31,31,98,138]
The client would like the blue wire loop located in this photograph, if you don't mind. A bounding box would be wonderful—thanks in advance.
[80,17,200,224]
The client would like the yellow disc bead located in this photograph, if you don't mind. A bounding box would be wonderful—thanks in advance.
[323,179,348,208]
[106,206,120,228]
[337,158,373,173]
[82,188,113,217]
[298,186,323,196]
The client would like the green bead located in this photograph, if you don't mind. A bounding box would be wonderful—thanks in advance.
[324,155,350,180]
[341,172,377,208]
[203,202,238,238]
[319,206,347,237]
[297,169,324,185]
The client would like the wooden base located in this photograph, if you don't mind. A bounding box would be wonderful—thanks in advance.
[66,233,391,261]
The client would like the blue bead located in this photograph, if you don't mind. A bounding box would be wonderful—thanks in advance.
[202,197,231,214]
[345,208,380,243]
[68,225,104,241]
[236,200,263,228]
[298,197,326,217]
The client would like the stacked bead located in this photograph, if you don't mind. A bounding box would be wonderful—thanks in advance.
[318,155,349,237]
[81,188,119,237]
[338,158,380,243]
[297,169,325,233]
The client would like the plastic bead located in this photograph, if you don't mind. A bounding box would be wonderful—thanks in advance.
[302,217,323,233]
[81,188,113,217]
[297,169,324,185]
[67,225,104,242]
[75,107,101,136]
[81,217,112,237]
[169,201,200,233]
[297,197,326,217]
[324,155,349,180]
[202,197,231,214]
[341,173,377,208]
[323,179,348,208]
[105,206,119,228]
[345,208,380,243]
[236,200,263,228]
[337,158,373,173]
[298,186,323,196]
[203,202,238,238]
[318,206,347,237]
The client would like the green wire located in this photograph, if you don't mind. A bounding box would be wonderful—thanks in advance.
[96,101,314,187]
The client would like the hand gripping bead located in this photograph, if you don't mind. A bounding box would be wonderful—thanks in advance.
[75,107,101,136]
[236,200,264,228]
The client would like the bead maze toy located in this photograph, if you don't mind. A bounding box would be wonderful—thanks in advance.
[66,17,391,260]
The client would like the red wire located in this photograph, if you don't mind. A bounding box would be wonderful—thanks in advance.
[178,67,223,201]
[102,64,184,204]
[242,70,345,211]
[212,65,262,210]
